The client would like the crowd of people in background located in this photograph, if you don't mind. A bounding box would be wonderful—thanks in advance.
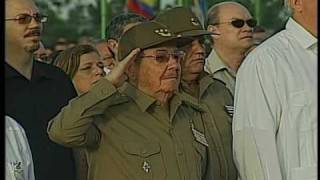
[5,0,317,179]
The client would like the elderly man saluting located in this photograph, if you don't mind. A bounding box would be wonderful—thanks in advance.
[48,21,217,180]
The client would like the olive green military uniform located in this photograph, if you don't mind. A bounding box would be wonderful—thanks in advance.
[48,21,216,180]
[155,7,238,180]
[48,79,215,180]
[179,73,237,180]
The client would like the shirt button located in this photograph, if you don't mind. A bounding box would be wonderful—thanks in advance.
[177,151,183,156]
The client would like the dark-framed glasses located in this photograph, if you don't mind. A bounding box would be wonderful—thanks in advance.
[140,49,186,63]
[213,18,257,28]
[5,13,48,24]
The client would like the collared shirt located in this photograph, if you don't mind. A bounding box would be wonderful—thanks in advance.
[5,60,77,180]
[179,73,238,180]
[204,49,236,96]
[48,79,212,180]
[233,18,317,180]
[6,116,35,180]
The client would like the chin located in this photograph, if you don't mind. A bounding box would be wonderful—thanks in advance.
[160,79,179,93]
[25,43,40,53]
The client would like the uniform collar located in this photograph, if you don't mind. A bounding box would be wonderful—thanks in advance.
[176,90,206,113]
[119,82,156,112]
[119,82,185,122]
[286,17,318,50]
[206,49,236,77]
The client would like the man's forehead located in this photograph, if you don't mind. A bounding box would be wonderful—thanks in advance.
[6,0,39,15]
[218,4,252,20]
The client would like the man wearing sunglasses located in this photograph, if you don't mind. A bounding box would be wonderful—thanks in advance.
[5,0,77,180]
[233,0,317,179]
[204,2,256,96]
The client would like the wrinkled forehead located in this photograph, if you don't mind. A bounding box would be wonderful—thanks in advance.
[218,3,252,21]
[6,0,39,16]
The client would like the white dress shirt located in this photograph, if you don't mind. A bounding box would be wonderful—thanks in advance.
[233,18,317,180]
[6,116,35,180]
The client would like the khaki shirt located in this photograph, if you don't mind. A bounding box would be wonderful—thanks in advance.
[204,49,236,96]
[180,73,237,180]
[48,79,214,180]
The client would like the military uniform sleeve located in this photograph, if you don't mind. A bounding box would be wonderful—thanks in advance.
[47,78,124,148]
[232,50,283,180]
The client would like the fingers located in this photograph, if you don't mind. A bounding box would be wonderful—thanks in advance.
[120,48,140,66]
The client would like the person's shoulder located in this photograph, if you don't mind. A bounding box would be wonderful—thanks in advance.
[241,30,290,71]
[205,75,232,96]
[248,30,289,59]
[5,116,25,133]
[34,61,70,80]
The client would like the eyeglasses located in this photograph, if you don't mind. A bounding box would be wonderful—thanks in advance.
[5,13,48,24]
[140,50,186,63]
[212,18,257,28]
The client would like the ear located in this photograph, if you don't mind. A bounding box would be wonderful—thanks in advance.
[290,0,303,12]
[207,25,220,39]
[126,63,136,81]
[107,39,118,51]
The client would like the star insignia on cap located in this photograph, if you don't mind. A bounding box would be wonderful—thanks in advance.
[155,28,172,37]
[190,18,200,26]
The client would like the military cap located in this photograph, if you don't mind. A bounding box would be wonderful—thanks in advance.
[118,21,189,60]
[154,7,213,38]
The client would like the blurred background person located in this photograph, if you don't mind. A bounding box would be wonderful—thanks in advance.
[95,40,116,74]
[53,44,104,95]
[204,1,256,96]
[54,37,69,51]
[104,13,147,61]
[34,41,49,62]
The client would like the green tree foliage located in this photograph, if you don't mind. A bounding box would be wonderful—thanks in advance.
[35,0,289,47]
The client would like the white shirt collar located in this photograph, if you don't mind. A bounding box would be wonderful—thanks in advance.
[286,17,317,49]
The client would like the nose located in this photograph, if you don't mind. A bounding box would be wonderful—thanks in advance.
[28,16,41,29]
[93,64,104,76]
[167,56,181,71]
[243,22,254,32]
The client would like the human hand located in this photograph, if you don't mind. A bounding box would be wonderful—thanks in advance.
[105,48,140,87]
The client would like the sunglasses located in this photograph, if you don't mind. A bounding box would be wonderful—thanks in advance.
[213,18,257,28]
[140,50,186,63]
[5,13,48,24]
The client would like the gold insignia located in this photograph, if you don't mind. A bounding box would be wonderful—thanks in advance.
[155,28,172,37]
[191,18,200,26]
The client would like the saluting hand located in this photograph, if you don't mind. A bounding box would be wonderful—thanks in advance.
[105,48,140,87]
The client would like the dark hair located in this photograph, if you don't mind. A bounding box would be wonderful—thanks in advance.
[52,45,98,79]
[105,13,147,41]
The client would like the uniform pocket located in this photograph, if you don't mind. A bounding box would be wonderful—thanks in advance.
[291,165,317,180]
[123,142,166,180]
